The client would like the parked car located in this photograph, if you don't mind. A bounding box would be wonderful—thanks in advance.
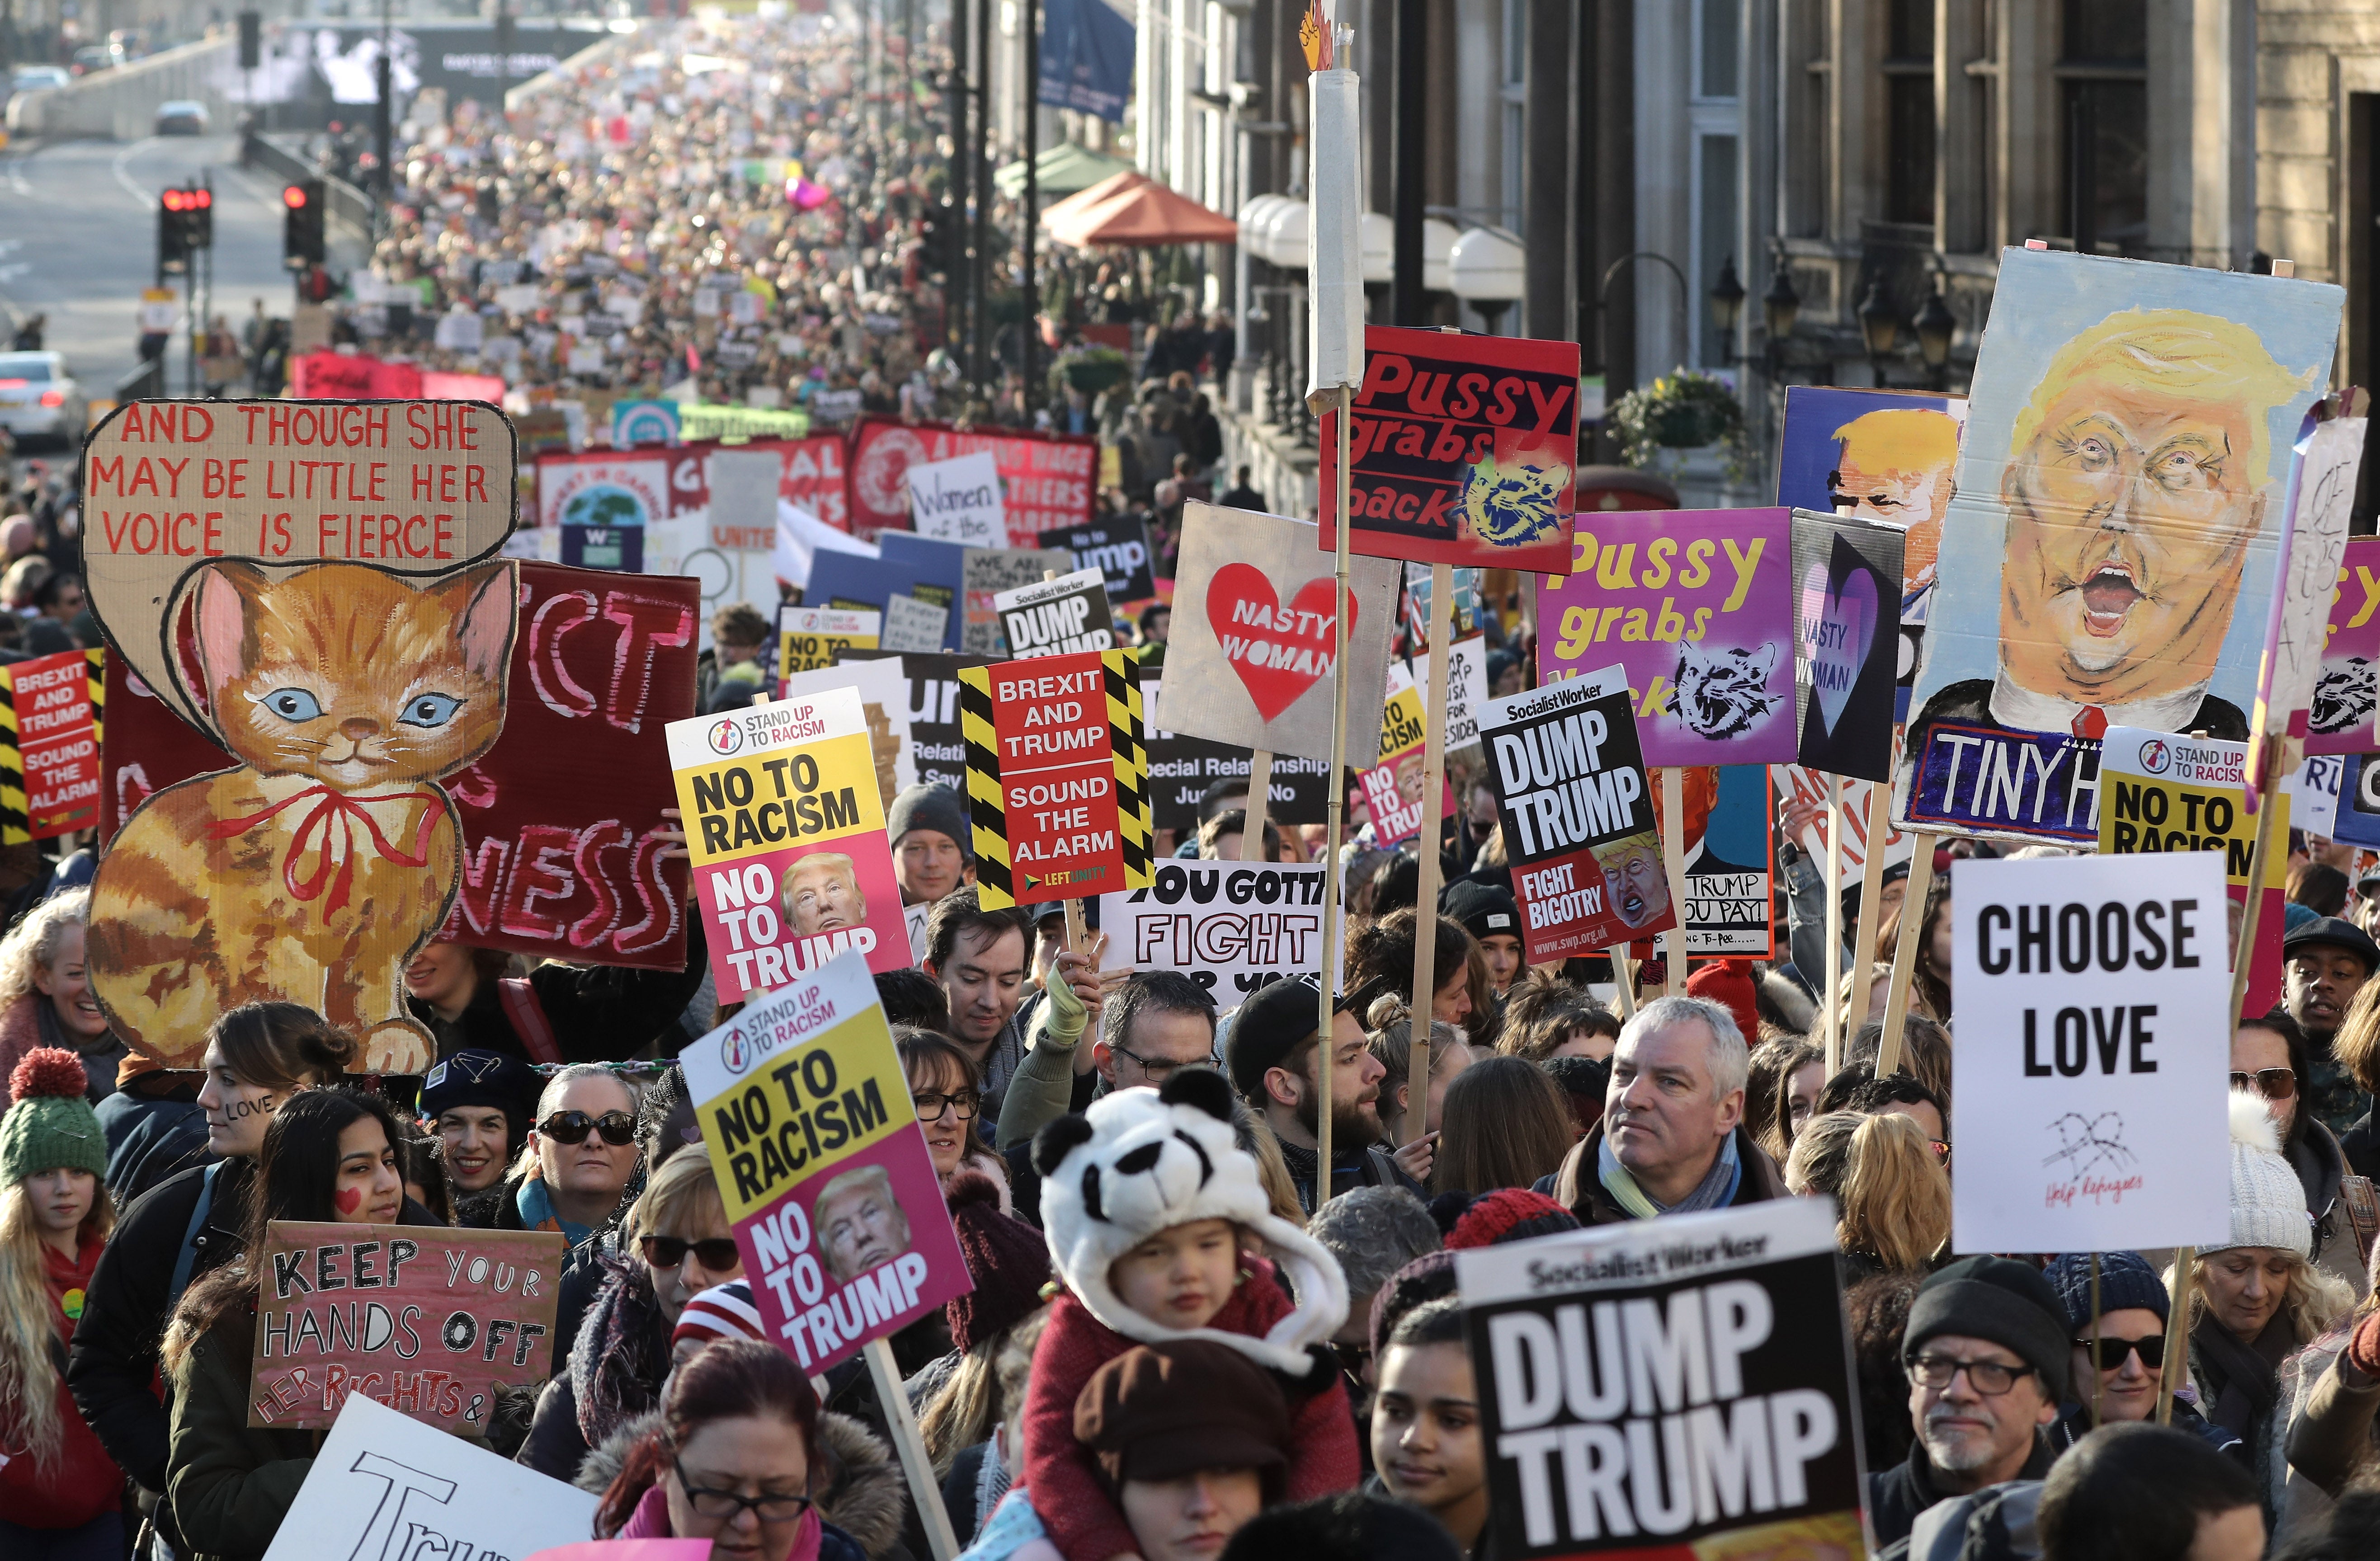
[9,66,72,95]
[0,353,87,447]
[155,99,209,135]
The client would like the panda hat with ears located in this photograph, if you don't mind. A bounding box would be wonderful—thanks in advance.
[1032,1069,1349,1377]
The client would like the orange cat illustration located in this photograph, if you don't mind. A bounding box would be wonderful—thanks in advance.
[88,559,517,1071]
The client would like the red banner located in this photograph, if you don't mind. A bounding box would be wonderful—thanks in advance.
[848,417,1096,542]
[287,353,429,401]
[100,564,699,969]
[653,436,851,528]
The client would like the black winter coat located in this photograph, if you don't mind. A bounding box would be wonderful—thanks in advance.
[411,915,709,1065]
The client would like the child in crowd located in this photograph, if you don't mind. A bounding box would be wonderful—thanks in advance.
[1021,1072,1358,1561]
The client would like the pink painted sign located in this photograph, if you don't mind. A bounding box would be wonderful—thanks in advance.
[247,1223,566,1435]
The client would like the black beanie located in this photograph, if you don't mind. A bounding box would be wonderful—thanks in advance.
[419,1049,539,1133]
[1226,975,1343,1102]
[1904,1255,2073,1403]
[886,783,973,858]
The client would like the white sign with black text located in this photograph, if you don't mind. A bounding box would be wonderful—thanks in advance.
[993,566,1115,659]
[907,450,1007,546]
[1951,852,2233,1253]
[1101,860,1329,1007]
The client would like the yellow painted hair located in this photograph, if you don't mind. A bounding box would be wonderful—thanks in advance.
[1833,407,1961,480]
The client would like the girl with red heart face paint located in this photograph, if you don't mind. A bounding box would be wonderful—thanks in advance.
[330,1115,405,1226]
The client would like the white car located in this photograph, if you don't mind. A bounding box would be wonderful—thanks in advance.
[0,353,87,445]
[9,66,72,95]
[155,99,209,136]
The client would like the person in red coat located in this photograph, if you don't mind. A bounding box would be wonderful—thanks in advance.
[1022,1072,1359,1561]
[0,1048,127,1559]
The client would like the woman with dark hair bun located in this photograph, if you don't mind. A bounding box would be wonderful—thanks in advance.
[595,1336,864,1560]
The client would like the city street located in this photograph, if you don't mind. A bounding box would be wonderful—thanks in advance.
[0,132,296,419]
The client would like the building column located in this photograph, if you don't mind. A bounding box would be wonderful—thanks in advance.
[2148,0,2255,268]
[1522,0,1573,342]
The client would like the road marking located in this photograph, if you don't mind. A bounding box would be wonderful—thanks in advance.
[111,136,167,204]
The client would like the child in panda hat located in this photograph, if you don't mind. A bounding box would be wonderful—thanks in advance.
[1020,1069,1359,1561]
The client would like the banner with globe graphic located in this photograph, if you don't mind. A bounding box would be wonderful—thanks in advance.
[537,454,670,530]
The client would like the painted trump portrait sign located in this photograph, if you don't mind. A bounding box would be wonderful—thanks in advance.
[1895,248,2342,842]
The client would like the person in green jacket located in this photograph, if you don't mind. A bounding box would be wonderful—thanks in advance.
[160,1088,446,1561]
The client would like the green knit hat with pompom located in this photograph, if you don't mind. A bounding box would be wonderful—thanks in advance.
[1,1048,107,1185]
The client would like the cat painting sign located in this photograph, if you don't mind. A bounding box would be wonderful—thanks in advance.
[665,686,912,1003]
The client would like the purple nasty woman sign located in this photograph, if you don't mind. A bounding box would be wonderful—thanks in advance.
[1536,508,1796,768]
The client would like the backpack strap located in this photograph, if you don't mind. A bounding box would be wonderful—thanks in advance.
[166,1160,226,1313]
[500,977,563,1066]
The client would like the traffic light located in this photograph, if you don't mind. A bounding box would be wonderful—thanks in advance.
[237,9,261,70]
[157,186,212,273]
[283,180,325,270]
[922,200,958,280]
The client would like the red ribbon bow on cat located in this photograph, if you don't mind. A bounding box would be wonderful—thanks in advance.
[204,786,452,917]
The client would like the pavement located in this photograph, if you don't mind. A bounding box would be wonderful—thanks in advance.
[0,131,302,420]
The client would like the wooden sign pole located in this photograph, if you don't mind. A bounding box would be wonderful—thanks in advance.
[1242,748,1275,862]
[1660,767,1689,997]
[867,1336,961,1560]
[1847,766,1895,1061]
[1406,560,1454,1141]
[1607,946,1637,1019]
[1820,772,1843,1071]
[1312,385,1356,1198]
[1874,831,1937,1077]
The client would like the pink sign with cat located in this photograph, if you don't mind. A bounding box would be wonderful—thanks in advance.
[80,399,521,1072]
[1534,508,1797,768]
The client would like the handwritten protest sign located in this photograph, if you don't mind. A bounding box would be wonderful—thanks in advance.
[1951,852,2232,1251]
[1317,326,1581,572]
[849,417,1097,541]
[679,953,973,1372]
[262,1392,597,1561]
[1676,766,1777,957]
[247,1223,565,1433]
[1100,860,1328,1004]
[877,533,969,650]
[882,593,951,653]
[0,649,102,841]
[1045,516,1156,606]
[778,606,880,681]
[959,649,1153,907]
[2310,536,2380,755]
[667,687,911,1002]
[1479,666,1672,959]
[1155,502,1400,764]
[2248,411,2366,806]
[1770,765,1914,884]
[2099,726,2286,1016]
[908,450,1006,547]
[1457,1199,1865,1559]
[994,567,1115,659]
[99,564,697,971]
[1790,508,1907,782]
[961,547,1073,655]
[1410,636,1488,752]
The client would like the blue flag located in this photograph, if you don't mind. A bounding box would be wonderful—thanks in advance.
[1039,0,1135,123]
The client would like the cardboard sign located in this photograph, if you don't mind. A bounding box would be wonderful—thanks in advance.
[538,453,670,530]
[247,1223,565,1433]
[679,953,973,1373]
[849,417,1097,541]
[1770,764,1915,885]
[994,567,1115,659]
[1950,852,2233,1251]
[667,687,911,1002]
[1317,325,1581,572]
[1775,386,1967,721]
[877,532,969,651]
[1478,667,1673,959]
[2097,726,2285,1017]
[2250,413,2367,804]
[99,565,697,973]
[1537,508,1796,767]
[1897,247,2343,841]
[1677,766,1777,957]
[1360,661,1433,847]
[1145,680,1331,832]
[961,548,1074,655]
[1100,860,1328,1004]
[882,593,950,653]
[261,1392,597,1561]
[0,649,103,841]
[1411,636,1489,752]
[1044,516,1155,606]
[1154,502,1400,765]
[1790,508,1907,782]
[1457,1199,1866,1559]
[959,649,1154,907]
[2291,752,2343,840]
[778,606,880,680]
[908,451,1007,547]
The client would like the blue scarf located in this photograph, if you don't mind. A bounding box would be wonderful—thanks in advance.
[1598,1129,1741,1218]
[515,1175,593,1247]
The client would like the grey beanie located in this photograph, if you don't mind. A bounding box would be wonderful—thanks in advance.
[887,783,973,857]
[1904,1255,2073,1403]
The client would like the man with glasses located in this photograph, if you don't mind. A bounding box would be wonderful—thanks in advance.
[2233,1007,2350,1276]
[2040,1251,2242,1454]
[1870,1255,2070,1548]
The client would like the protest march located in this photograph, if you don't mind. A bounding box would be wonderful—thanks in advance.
[11,7,2380,1561]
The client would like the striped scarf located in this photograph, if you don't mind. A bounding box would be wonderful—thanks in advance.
[1598,1130,1741,1219]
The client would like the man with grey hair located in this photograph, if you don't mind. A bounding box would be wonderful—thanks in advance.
[1546,994,1789,1224]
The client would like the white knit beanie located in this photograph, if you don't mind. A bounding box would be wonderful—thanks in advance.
[2201,1089,2312,1259]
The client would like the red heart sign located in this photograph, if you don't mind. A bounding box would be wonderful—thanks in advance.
[1205,564,1357,722]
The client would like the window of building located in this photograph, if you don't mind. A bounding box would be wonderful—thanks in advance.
[1700,0,1740,101]
[1696,135,1739,368]
[1501,0,1527,232]
[1690,0,1741,367]
[2059,0,2147,255]
[1883,0,1935,226]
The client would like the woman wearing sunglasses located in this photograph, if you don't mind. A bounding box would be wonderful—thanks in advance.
[594,1337,862,1561]
[521,1149,744,1484]
[461,1063,642,1243]
[2040,1251,2239,1453]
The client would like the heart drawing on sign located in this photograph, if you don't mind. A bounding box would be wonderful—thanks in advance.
[1206,563,1357,722]
[1799,554,1876,736]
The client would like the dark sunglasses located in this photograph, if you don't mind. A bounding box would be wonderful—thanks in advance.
[537,1110,636,1146]
[640,1234,741,1270]
[2230,1068,2296,1102]
[2078,1334,2165,1370]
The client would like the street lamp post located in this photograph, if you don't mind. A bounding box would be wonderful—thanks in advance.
[1914,283,1955,392]
[1448,226,1524,335]
[1857,277,1898,389]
